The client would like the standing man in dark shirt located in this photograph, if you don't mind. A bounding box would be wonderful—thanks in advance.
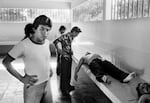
[55,25,66,76]
[53,26,82,96]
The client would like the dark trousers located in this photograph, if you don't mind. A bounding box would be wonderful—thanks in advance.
[60,56,72,93]
[89,59,128,82]
[56,54,61,76]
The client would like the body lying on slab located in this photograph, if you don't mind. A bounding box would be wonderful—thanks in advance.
[74,52,136,84]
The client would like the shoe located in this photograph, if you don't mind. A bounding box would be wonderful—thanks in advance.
[123,72,136,83]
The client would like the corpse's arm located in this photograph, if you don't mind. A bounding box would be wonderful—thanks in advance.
[74,57,87,81]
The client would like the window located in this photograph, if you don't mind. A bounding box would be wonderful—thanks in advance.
[0,8,71,23]
[111,0,150,20]
[72,0,104,22]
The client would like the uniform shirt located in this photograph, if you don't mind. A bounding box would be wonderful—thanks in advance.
[53,32,73,57]
[9,38,51,85]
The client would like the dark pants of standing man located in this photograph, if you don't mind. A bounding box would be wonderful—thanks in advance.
[60,55,73,94]
[89,58,129,83]
[56,53,61,76]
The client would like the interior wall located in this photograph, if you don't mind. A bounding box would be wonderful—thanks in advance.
[72,18,150,82]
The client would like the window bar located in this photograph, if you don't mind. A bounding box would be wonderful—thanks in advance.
[120,0,122,19]
[5,8,6,22]
[114,0,117,19]
[125,0,127,19]
[114,0,116,20]
[1,8,3,22]
[114,0,116,19]
[137,0,139,17]
[115,0,117,20]
[122,0,124,19]
[141,0,144,17]
[123,0,125,19]
[124,0,126,19]
[5,8,7,22]
[144,0,147,17]
[135,0,137,18]
[127,0,130,18]
[148,0,150,16]
[4,8,6,22]
[117,0,119,19]
[132,0,134,17]
[3,8,5,22]
[111,0,113,20]
[3,8,4,22]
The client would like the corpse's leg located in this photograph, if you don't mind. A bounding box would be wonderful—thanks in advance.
[98,60,126,82]
[60,56,73,95]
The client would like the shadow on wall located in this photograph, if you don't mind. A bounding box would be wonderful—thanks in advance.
[110,46,148,81]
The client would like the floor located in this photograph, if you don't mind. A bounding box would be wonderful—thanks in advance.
[0,58,111,103]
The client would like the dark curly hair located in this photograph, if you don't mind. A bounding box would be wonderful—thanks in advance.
[32,15,52,29]
[23,23,34,40]
[59,25,66,32]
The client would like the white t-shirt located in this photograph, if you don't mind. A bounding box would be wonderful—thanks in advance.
[9,38,51,85]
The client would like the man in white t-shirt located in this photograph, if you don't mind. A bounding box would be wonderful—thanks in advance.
[2,15,53,103]
[74,52,136,84]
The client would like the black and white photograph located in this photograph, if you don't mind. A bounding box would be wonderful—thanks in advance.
[0,0,149,103]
